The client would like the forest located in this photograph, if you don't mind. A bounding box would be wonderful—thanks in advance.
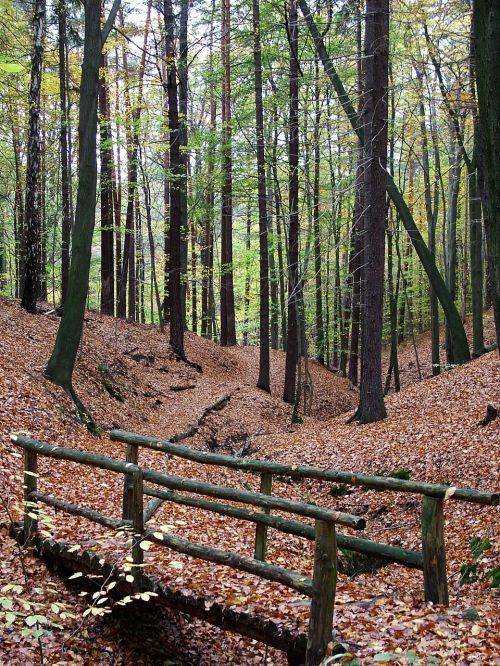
[0,0,499,664]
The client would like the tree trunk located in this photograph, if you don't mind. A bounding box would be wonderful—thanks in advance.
[445,133,462,365]
[283,0,300,405]
[474,1,500,350]
[356,0,388,424]
[220,0,236,346]
[57,0,71,306]
[45,0,121,429]
[21,0,46,313]
[253,0,270,391]
[201,0,216,340]
[164,0,185,357]
[99,50,114,315]
[416,70,440,375]
[313,57,324,365]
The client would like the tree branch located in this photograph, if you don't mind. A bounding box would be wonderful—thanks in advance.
[101,0,121,44]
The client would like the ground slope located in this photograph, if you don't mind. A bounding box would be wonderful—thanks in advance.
[0,297,498,665]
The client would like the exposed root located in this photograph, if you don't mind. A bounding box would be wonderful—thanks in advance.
[65,385,99,436]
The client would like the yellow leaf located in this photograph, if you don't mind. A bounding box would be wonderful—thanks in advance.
[444,486,457,501]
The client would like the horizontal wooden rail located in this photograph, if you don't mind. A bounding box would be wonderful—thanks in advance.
[11,435,342,664]
[145,530,313,596]
[12,435,140,476]
[141,473,365,529]
[110,430,499,505]
[143,486,423,569]
[30,491,128,531]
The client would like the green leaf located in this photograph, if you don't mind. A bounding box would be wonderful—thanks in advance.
[373,655,400,663]
[0,62,24,74]
[169,560,183,570]
[25,614,47,627]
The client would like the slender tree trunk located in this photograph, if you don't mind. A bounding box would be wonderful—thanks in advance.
[445,132,462,364]
[243,206,251,346]
[164,0,185,357]
[267,167,279,350]
[57,0,71,306]
[355,0,388,424]
[220,0,236,346]
[283,0,300,405]
[416,70,440,374]
[139,147,164,331]
[271,97,287,348]
[178,0,189,327]
[312,57,324,365]
[468,25,484,355]
[99,50,114,315]
[253,0,270,390]
[11,111,25,298]
[22,0,46,313]
[201,0,216,340]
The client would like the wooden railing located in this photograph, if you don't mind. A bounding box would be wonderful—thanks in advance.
[12,434,366,666]
[110,429,499,608]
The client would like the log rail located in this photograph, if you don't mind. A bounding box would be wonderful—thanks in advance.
[110,428,499,610]
[11,432,498,664]
[11,434,361,666]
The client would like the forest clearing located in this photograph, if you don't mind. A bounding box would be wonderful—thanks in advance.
[1,0,500,662]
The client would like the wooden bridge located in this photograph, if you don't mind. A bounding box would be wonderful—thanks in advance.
[10,431,499,665]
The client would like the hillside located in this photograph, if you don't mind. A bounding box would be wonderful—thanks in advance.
[0,297,498,665]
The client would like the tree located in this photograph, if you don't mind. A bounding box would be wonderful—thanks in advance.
[57,0,71,306]
[355,0,389,424]
[283,0,300,405]
[299,0,471,366]
[99,49,114,316]
[21,0,46,313]
[473,0,500,351]
[252,0,270,392]
[45,0,121,429]
[164,0,185,358]
[220,0,236,346]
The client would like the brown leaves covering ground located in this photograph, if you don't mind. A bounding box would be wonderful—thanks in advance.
[0,296,498,665]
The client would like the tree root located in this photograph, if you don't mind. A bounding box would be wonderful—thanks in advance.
[480,402,498,427]
[170,345,203,373]
[65,385,99,436]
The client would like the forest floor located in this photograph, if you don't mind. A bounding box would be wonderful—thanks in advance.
[0,296,498,665]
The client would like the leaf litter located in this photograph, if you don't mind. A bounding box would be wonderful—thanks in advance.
[0,297,498,664]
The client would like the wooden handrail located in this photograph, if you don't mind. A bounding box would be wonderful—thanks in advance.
[11,433,340,665]
[12,435,140,475]
[142,470,366,529]
[142,486,423,569]
[110,430,499,505]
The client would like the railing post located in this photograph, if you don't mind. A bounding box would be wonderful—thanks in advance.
[421,496,449,605]
[23,449,38,547]
[131,470,144,590]
[306,520,337,666]
[122,443,139,520]
[254,472,272,561]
